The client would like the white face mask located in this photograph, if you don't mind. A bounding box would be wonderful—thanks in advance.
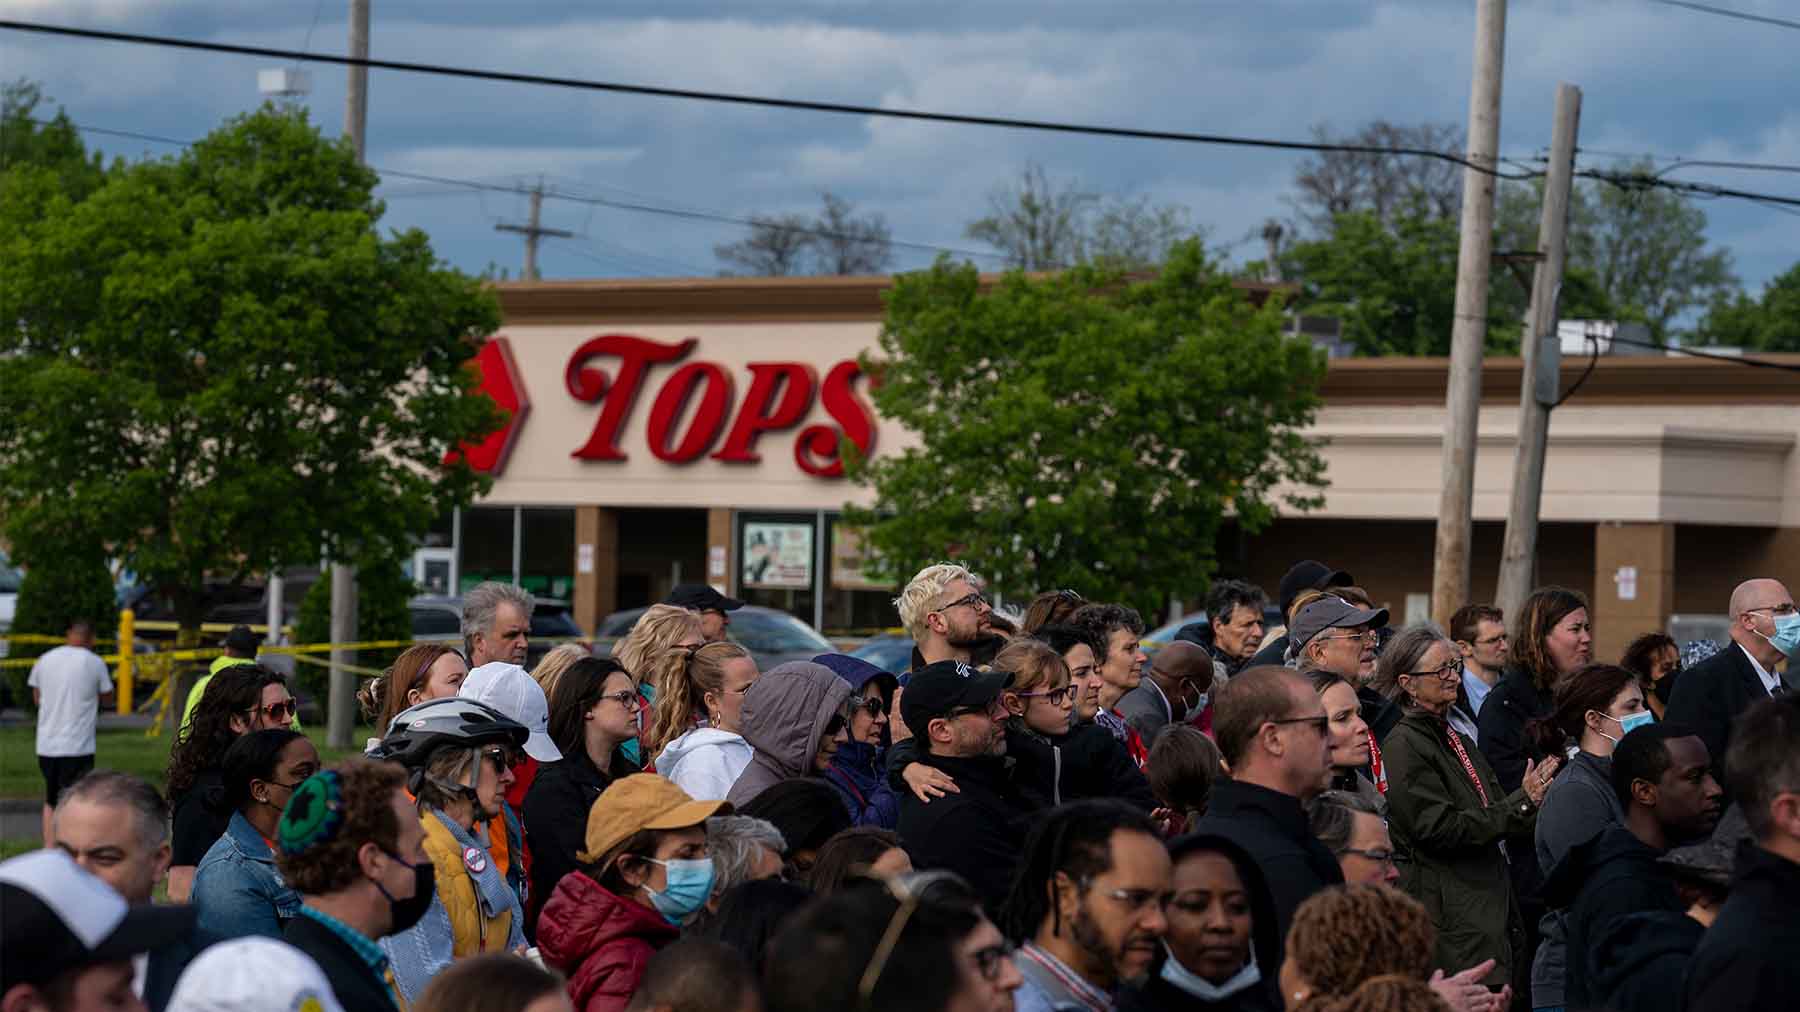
[1160,943,1260,1001]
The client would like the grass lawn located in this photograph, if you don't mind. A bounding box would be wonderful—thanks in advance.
[0,724,376,800]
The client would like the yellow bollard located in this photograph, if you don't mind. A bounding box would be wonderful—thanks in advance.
[116,609,135,715]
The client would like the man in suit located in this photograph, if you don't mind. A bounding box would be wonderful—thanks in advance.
[1667,578,1794,793]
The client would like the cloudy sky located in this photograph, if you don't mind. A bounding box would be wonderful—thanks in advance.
[4,0,1796,296]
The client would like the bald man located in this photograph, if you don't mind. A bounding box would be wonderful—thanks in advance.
[1117,640,1215,743]
[1667,577,1794,795]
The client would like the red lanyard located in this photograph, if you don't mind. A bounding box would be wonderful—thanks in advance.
[1445,724,1490,806]
[1367,730,1388,795]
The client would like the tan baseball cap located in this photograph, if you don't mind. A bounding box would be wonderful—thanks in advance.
[577,774,731,865]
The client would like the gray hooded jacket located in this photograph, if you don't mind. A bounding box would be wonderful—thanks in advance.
[725,661,852,808]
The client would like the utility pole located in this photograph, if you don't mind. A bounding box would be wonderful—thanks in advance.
[329,0,371,749]
[496,180,574,280]
[1495,84,1581,621]
[1431,0,1507,625]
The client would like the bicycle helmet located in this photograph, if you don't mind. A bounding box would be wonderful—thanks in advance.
[373,697,529,766]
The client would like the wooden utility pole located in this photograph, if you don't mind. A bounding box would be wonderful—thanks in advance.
[1431,0,1508,624]
[496,180,574,280]
[1495,84,1581,621]
[329,0,371,749]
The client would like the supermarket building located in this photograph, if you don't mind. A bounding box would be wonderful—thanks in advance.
[431,275,1800,663]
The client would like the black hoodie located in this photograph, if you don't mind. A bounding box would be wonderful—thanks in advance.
[1542,824,1686,1009]
[1118,833,1283,1012]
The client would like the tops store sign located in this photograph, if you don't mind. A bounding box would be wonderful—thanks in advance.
[463,334,879,479]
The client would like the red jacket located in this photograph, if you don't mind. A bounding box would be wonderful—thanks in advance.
[536,870,678,1012]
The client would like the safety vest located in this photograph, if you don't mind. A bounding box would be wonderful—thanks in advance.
[419,814,514,958]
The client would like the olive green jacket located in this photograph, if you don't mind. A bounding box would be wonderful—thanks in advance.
[1383,708,1538,988]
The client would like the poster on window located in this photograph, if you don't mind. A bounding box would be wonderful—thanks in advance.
[742,522,814,589]
[830,525,888,591]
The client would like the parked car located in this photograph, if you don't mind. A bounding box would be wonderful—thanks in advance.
[410,595,589,670]
[595,604,834,672]
[847,633,914,676]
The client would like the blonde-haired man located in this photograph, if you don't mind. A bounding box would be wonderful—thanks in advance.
[891,563,995,743]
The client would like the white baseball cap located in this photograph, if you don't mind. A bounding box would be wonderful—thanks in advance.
[0,850,195,993]
[166,937,344,1012]
[460,662,563,762]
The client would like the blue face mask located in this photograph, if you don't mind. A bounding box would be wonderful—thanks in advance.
[1596,709,1655,745]
[1160,943,1260,1001]
[1757,612,1800,658]
[639,857,716,926]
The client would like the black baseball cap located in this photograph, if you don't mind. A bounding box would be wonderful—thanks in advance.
[1277,560,1354,615]
[665,584,745,613]
[900,659,1012,731]
[0,850,195,993]
[224,624,261,653]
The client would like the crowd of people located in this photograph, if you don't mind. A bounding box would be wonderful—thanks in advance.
[10,564,1798,1012]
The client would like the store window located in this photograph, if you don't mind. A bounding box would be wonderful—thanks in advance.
[459,506,514,593]
[737,512,818,626]
[521,508,576,601]
[823,516,899,633]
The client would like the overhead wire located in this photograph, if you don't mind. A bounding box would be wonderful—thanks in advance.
[0,18,1542,181]
[1644,0,1800,32]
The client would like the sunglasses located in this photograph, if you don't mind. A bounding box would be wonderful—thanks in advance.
[933,591,991,614]
[848,695,886,718]
[479,745,522,770]
[246,699,297,722]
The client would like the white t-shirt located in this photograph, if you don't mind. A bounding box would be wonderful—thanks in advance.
[28,645,114,757]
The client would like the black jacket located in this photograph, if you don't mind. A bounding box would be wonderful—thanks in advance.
[1475,665,1553,794]
[1357,685,1401,744]
[1246,634,1289,671]
[896,752,1035,914]
[886,721,1155,812]
[1542,824,1685,1008]
[1684,843,1800,1012]
[1665,643,1774,800]
[284,910,397,1012]
[522,746,638,937]
[1190,780,1343,960]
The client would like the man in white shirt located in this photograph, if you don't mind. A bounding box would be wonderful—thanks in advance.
[29,619,114,846]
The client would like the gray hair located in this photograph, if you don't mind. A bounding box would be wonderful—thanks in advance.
[706,815,787,894]
[461,582,534,654]
[55,770,169,849]
[1308,788,1384,854]
[1371,623,1456,705]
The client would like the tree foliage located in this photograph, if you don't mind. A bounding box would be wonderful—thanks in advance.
[715,191,893,276]
[1693,261,1800,351]
[1288,121,1464,236]
[0,106,502,633]
[0,79,106,201]
[844,242,1326,616]
[965,163,1200,271]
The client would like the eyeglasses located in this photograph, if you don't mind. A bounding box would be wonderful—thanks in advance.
[1016,685,1077,707]
[1406,663,1463,681]
[1268,715,1330,735]
[933,591,992,614]
[1473,633,1508,647]
[1085,882,1174,915]
[849,695,887,718]
[948,698,1007,720]
[970,940,1018,982]
[247,699,297,722]
[1320,629,1378,644]
[1746,603,1799,617]
[598,690,639,709]
[1337,847,1397,867]
[858,870,973,1007]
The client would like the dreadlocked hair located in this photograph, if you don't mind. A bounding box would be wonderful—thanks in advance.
[997,800,1160,944]
[1296,975,1451,1012]
[643,641,752,760]
[1286,885,1436,999]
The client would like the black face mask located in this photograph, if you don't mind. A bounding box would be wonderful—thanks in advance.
[1652,675,1677,706]
[375,851,436,934]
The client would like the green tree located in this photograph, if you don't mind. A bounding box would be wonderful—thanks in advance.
[0,79,106,200]
[1496,165,1734,340]
[965,163,1200,271]
[715,191,893,276]
[844,242,1326,616]
[295,558,416,706]
[0,106,502,643]
[1693,261,1800,351]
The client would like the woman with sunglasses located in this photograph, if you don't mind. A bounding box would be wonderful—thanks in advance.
[164,665,296,903]
[372,696,532,1003]
[524,658,643,934]
[648,642,759,801]
[1374,625,1559,999]
[813,653,901,828]
[191,728,318,940]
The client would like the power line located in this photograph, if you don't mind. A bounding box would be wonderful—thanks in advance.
[1604,333,1800,371]
[1646,0,1800,32]
[44,119,1009,265]
[0,18,1540,181]
[1575,167,1800,210]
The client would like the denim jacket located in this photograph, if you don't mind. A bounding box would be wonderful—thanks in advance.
[192,810,302,941]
